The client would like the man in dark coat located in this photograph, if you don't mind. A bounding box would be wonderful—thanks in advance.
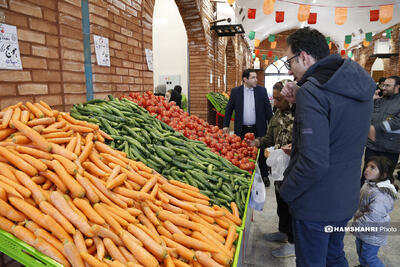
[279,27,375,266]
[223,69,273,185]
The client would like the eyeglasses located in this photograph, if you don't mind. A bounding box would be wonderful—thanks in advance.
[283,55,299,70]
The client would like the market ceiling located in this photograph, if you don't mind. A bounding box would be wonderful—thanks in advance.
[231,0,400,50]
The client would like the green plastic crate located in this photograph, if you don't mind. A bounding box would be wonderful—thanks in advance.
[0,229,63,267]
[231,228,243,267]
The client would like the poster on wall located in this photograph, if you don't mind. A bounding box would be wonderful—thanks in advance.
[145,48,153,71]
[93,35,110,67]
[0,23,22,70]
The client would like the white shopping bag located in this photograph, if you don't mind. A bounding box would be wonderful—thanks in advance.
[249,164,266,211]
[266,147,290,182]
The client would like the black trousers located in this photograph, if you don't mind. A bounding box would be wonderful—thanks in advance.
[275,181,293,243]
[361,147,399,184]
[240,126,269,181]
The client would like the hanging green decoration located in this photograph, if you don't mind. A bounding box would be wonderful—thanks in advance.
[385,28,392,38]
[365,32,373,42]
[345,35,352,44]
[249,31,255,40]
[268,34,275,42]
[274,55,278,62]
[252,53,256,59]
[325,36,330,44]
[347,51,353,58]
[262,54,267,60]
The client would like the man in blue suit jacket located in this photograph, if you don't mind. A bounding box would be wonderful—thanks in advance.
[223,69,273,184]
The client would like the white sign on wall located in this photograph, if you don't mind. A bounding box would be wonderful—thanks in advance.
[159,75,181,90]
[93,35,110,67]
[0,23,22,70]
[145,48,153,71]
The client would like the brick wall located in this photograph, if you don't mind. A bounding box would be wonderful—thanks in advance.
[0,0,152,111]
[225,38,236,93]
[353,24,399,78]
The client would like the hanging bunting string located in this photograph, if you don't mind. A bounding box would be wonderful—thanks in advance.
[275,0,400,8]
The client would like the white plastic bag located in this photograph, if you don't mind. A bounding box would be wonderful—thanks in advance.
[266,147,290,182]
[249,164,266,211]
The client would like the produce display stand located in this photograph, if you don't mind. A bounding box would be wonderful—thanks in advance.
[231,228,244,267]
[0,229,62,267]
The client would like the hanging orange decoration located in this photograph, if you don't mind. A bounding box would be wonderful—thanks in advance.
[255,49,260,56]
[335,7,347,25]
[379,5,393,24]
[343,43,349,49]
[270,41,277,49]
[263,0,276,15]
[254,39,260,48]
[264,60,269,66]
[227,0,235,5]
[363,40,370,47]
[328,42,332,49]
[298,5,311,22]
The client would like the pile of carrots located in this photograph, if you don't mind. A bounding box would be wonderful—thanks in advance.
[0,101,241,267]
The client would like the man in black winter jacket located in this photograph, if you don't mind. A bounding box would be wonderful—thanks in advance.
[279,27,375,266]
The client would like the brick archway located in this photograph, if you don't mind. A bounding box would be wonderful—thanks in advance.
[174,0,211,120]
[225,38,236,93]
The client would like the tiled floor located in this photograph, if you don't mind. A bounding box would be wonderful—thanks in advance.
[240,180,400,267]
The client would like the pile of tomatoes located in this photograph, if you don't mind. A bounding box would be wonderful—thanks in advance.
[121,91,258,172]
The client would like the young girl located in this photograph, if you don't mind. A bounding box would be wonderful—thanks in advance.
[352,156,398,267]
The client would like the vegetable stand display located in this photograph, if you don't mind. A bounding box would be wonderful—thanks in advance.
[0,98,258,267]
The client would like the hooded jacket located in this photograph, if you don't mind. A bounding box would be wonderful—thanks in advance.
[280,54,376,221]
[352,180,397,246]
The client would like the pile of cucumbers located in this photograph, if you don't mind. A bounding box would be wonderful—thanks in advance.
[70,96,252,216]
[207,92,229,113]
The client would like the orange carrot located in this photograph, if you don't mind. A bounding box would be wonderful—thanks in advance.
[164,221,184,235]
[92,224,123,246]
[13,120,52,152]
[109,163,147,185]
[15,170,46,203]
[217,206,241,225]
[128,224,167,261]
[53,154,77,176]
[121,230,159,267]
[85,238,93,247]
[127,207,142,216]
[47,137,72,144]
[164,194,197,212]
[94,203,123,234]
[34,102,54,118]
[64,240,85,267]
[27,117,56,127]
[106,173,127,190]
[93,236,105,260]
[141,202,160,226]
[0,187,5,201]
[180,187,209,201]
[15,145,53,160]
[10,135,31,144]
[119,246,138,263]
[32,124,45,134]
[61,113,99,130]
[20,110,30,124]
[39,170,68,193]
[17,152,48,172]
[161,236,195,261]
[224,224,236,251]
[80,252,108,267]
[1,108,13,129]
[162,183,199,203]
[43,131,73,140]
[0,198,26,221]
[140,176,158,193]
[74,132,82,156]
[82,161,107,177]
[0,128,17,141]
[79,135,94,163]
[51,160,85,198]
[9,107,21,128]
[51,143,78,161]
[195,251,224,267]
[169,180,200,192]
[88,176,127,208]
[12,225,35,246]
[0,146,37,176]
[35,228,66,258]
[100,152,127,167]
[89,152,113,173]
[26,102,44,118]
[0,174,31,198]
[198,213,215,224]
[158,211,201,232]
[73,198,105,225]
[0,215,14,232]
[195,204,225,218]
[73,230,88,259]
[104,204,137,224]
[157,225,173,239]
[39,201,76,235]
[135,161,152,173]
[66,136,77,152]
[50,191,94,237]
[95,131,105,142]
[98,129,113,140]
[75,174,99,203]
[104,238,128,264]
[95,141,123,159]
